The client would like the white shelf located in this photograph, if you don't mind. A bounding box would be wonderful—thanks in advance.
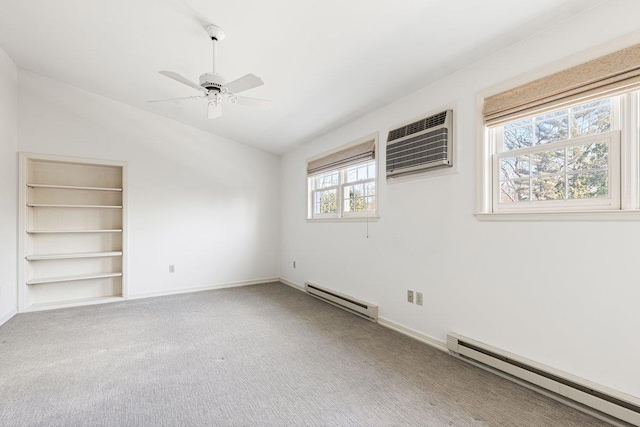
[24,296,125,312]
[26,251,123,261]
[27,203,123,209]
[27,184,123,192]
[27,229,123,234]
[27,272,123,285]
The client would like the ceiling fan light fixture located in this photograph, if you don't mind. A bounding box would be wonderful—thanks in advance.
[150,24,272,118]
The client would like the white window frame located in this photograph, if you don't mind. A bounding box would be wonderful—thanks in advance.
[306,135,379,222]
[476,82,640,221]
[493,131,621,212]
[309,171,340,219]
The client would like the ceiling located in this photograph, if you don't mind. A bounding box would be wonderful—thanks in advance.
[0,0,603,154]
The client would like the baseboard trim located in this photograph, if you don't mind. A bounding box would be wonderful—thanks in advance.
[128,277,280,300]
[278,277,448,353]
[449,354,633,427]
[378,317,448,352]
[278,277,305,291]
[0,308,18,327]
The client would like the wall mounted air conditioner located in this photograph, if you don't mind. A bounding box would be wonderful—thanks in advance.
[386,109,453,179]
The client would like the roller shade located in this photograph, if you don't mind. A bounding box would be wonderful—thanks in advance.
[307,140,375,176]
[484,43,640,126]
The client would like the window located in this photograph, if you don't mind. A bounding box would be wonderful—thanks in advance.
[307,137,378,220]
[491,97,621,212]
[478,42,640,218]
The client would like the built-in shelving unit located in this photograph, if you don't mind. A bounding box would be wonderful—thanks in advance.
[19,153,128,312]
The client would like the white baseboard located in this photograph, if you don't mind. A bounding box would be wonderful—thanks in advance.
[278,277,305,291]
[0,307,18,327]
[128,277,279,300]
[378,317,448,352]
[278,277,447,353]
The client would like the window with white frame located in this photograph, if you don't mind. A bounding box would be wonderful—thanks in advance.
[491,97,622,212]
[307,137,377,219]
[480,43,640,217]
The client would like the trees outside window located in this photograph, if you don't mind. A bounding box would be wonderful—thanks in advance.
[491,97,621,212]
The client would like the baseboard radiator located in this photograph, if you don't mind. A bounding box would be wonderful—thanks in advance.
[305,282,378,321]
[447,333,640,427]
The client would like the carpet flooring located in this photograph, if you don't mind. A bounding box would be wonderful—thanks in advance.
[0,282,611,426]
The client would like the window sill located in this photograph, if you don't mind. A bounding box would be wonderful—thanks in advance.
[306,216,380,223]
[475,210,640,221]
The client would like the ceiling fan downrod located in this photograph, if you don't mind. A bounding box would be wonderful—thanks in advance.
[206,25,225,75]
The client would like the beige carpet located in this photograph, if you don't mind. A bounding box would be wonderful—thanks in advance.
[0,282,610,426]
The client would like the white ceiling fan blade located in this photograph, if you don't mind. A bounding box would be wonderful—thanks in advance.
[148,95,205,103]
[233,96,273,110]
[159,71,207,93]
[208,103,222,119]
[223,74,264,94]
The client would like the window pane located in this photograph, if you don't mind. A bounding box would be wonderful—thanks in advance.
[345,160,375,183]
[532,149,565,175]
[500,179,529,203]
[344,183,374,213]
[314,172,338,188]
[503,124,533,151]
[532,176,565,201]
[344,183,364,198]
[499,155,530,180]
[358,165,367,180]
[364,196,375,211]
[568,171,608,199]
[505,118,532,130]
[567,142,608,171]
[365,182,376,196]
[313,189,337,214]
[571,99,611,137]
[535,111,568,145]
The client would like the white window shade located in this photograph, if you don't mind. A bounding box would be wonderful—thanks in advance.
[307,140,375,176]
[484,44,640,126]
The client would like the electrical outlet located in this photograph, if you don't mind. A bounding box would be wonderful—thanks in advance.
[416,292,423,306]
[293,261,296,268]
[407,290,414,303]
[169,265,175,273]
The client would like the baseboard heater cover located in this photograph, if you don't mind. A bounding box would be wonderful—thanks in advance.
[305,282,378,321]
[447,333,640,427]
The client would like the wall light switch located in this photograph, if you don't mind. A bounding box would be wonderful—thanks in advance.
[407,290,414,303]
[416,292,423,306]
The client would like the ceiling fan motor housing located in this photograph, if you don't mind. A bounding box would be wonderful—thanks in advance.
[199,73,226,91]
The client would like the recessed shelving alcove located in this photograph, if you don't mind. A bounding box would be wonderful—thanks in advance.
[18,153,128,312]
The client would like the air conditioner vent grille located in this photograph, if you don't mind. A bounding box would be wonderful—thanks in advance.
[386,110,453,178]
[388,111,447,142]
[388,128,406,141]
[386,128,449,173]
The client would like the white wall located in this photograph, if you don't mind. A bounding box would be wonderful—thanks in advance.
[0,47,17,322]
[280,1,640,398]
[18,70,280,297]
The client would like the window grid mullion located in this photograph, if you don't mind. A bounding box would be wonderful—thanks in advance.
[564,147,569,200]
[493,96,623,211]
[528,153,532,201]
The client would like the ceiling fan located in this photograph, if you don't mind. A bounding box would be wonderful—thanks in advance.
[150,25,272,118]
